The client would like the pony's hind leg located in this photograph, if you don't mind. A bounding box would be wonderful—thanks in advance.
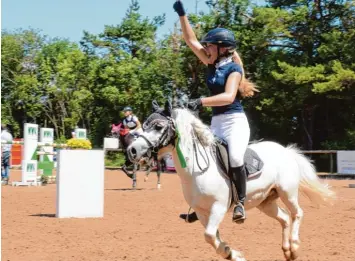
[257,197,292,260]
[278,188,304,260]
[198,204,246,261]
[144,157,155,182]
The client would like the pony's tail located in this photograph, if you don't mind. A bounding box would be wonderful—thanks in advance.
[286,145,336,206]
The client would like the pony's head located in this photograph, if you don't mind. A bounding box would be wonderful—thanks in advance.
[127,96,215,164]
[127,100,176,163]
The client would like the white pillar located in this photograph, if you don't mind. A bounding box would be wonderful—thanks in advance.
[75,128,87,140]
[56,150,104,218]
[22,123,38,161]
[16,123,40,186]
[39,128,54,161]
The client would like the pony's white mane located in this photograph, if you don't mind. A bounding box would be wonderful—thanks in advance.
[173,109,215,152]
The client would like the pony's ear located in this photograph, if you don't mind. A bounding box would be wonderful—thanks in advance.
[164,99,172,116]
[151,100,161,112]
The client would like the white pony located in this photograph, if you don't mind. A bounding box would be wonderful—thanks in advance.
[127,101,335,261]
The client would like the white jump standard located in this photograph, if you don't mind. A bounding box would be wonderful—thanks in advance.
[2,123,87,186]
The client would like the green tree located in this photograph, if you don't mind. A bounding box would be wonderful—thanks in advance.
[2,0,354,151]
[247,0,355,149]
[1,29,46,135]
[36,40,92,138]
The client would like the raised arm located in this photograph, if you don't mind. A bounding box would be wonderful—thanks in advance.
[173,1,210,65]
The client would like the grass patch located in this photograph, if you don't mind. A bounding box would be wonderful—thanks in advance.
[105,151,126,167]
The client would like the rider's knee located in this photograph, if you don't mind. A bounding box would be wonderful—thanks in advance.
[229,154,244,168]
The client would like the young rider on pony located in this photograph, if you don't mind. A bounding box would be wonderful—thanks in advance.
[122,106,143,136]
[173,0,257,223]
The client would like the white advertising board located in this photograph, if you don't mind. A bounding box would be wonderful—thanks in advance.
[337,151,355,175]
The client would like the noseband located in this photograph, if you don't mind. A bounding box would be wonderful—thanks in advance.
[139,116,176,153]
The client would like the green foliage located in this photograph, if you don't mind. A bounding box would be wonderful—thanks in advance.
[312,62,355,93]
[105,151,126,167]
[1,0,354,150]
[54,136,67,145]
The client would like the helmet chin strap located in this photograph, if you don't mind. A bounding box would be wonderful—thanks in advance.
[213,46,221,65]
[214,45,233,65]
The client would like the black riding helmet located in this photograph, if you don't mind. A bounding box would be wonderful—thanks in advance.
[201,28,236,48]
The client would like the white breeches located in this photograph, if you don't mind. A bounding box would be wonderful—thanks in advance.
[210,113,250,167]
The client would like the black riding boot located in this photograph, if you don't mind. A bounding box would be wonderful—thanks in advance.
[179,211,199,223]
[178,166,247,224]
[231,165,247,223]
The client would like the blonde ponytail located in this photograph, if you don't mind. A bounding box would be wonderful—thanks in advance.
[232,51,259,98]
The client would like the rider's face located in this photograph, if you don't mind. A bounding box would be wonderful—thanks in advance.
[203,43,229,64]
[124,110,131,117]
[204,43,218,64]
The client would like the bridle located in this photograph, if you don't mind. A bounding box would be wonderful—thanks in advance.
[139,115,176,154]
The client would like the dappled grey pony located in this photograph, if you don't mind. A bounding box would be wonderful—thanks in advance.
[127,99,335,261]
[115,124,162,189]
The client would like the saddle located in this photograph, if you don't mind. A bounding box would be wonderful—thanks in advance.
[213,136,264,179]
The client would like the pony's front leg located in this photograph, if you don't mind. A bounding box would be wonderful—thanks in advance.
[132,164,138,189]
[156,160,162,189]
[122,152,134,179]
[144,157,154,182]
[144,165,152,182]
[198,204,247,261]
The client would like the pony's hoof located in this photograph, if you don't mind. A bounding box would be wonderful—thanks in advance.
[290,242,300,260]
[132,181,137,189]
[291,251,299,260]
[233,218,245,224]
[230,250,246,261]
[283,249,292,260]
[144,176,148,182]
[157,183,161,189]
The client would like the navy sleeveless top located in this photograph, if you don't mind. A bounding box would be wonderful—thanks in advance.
[123,115,138,130]
[206,58,244,116]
